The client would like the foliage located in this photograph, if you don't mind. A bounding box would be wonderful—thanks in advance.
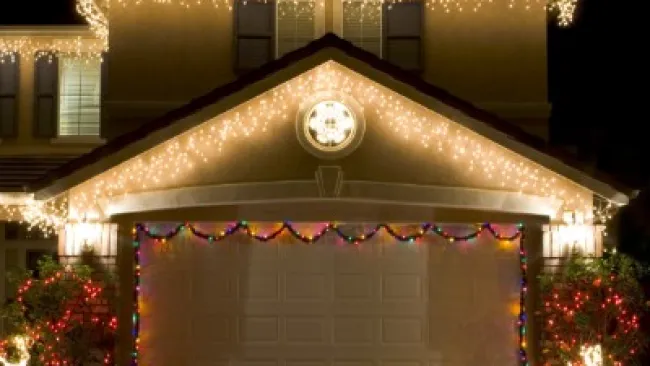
[539,251,648,365]
[0,252,117,365]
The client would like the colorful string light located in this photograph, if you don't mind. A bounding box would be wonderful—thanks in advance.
[542,272,643,365]
[131,221,529,365]
[2,270,118,366]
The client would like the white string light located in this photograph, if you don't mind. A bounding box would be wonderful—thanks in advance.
[106,0,580,26]
[0,197,69,236]
[63,62,593,222]
[0,0,593,232]
[1,0,580,63]
[0,336,32,366]
[0,36,105,62]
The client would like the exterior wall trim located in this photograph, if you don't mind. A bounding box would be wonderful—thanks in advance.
[104,180,562,218]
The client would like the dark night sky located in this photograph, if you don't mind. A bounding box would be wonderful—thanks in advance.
[1,0,647,187]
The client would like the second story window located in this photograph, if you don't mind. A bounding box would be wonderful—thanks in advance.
[34,53,106,139]
[58,58,102,136]
[342,0,423,72]
[235,0,319,71]
[0,54,19,139]
[233,0,422,73]
[277,1,319,57]
[342,0,382,57]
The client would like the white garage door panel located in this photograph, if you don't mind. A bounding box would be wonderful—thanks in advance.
[139,223,520,366]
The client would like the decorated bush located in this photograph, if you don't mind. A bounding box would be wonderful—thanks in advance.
[0,254,117,366]
[539,251,647,365]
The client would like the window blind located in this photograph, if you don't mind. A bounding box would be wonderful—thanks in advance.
[277,0,316,57]
[342,0,382,57]
[58,58,101,136]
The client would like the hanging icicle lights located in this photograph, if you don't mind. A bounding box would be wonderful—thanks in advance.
[0,197,69,237]
[1,0,580,61]
[68,62,593,221]
[106,0,580,26]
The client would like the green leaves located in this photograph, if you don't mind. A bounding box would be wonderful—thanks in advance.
[539,251,648,365]
[0,252,117,365]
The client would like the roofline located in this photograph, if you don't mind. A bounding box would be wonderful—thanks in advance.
[0,192,33,205]
[0,25,93,37]
[27,34,632,204]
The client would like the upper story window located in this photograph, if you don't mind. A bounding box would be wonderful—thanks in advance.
[0,53,19,139]
[58,58,102,136]
[234,0,422,73]
[235,0,321,72]
[342,0,382,57]
[277,1,321,57]
[342,0,423,72]
[34,53,106,139]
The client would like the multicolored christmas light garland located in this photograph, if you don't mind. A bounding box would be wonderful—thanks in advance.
[131,221,529,366]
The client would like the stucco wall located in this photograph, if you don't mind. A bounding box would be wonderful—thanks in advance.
[106,0,548,140]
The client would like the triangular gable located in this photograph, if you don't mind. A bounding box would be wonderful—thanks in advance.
[26,35,628,222]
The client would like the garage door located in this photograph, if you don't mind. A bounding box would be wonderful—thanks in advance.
[138,223,521,366]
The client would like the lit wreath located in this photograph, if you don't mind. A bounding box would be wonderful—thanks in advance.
[296,91,366,159]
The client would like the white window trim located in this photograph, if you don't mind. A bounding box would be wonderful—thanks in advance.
[50,135,106,145]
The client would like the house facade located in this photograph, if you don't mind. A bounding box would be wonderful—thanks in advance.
[0,25,106,336]
[0,1,626,365]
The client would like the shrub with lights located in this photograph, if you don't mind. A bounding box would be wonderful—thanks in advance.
[539,251,647,365]
[0,253,117,366]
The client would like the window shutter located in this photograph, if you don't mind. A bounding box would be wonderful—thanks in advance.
[34,54,59,138]
[58,58,102,136]
[342,1,382,57]
[384,1,423,72]
[235,0,275,72]
[0,54,19,138]
[277,0,315,57]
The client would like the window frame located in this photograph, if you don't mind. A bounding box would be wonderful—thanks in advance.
[56,56,103,137]
[275,0,323,58]
[340,0,384,58]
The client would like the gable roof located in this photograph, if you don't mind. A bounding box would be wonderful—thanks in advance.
[28,33,631,203]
